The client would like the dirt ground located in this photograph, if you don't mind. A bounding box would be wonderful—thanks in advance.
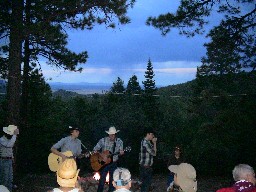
[14,173,232,192]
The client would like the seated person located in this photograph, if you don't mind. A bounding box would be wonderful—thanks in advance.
[112,167,132,192]
[168,163,197,192]
[217,164,256,192]
[49,158,82,192]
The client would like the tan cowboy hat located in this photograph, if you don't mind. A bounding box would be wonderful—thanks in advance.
[105,126,120,134]
[3,125,17,135]
[168,163,197,192]
[57,159,80,188]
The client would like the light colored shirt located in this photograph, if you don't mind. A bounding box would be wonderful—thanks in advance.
[52,136,82,157]
[139,138,155,166]
[0,135,17,158]
[93,137,123,162]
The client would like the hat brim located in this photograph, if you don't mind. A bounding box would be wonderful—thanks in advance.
[168,165,178,173]
[105,130,120,134]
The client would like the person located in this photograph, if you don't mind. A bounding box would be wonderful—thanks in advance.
[0,125,19,192]
[168,163,197,192]
[216,164,256,192]
[49,158,82,192]
[139,128,157,192]
[51,126,82,164]
[167,146,185,191]
[93,126,124,192]
[112,167,132,192]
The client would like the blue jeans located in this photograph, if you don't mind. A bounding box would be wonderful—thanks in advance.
[167,172,174,186]
[140,165,153,192]
[97,162,117,192]
[0,159,13,191]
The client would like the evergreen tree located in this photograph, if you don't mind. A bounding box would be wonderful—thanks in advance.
[146,0,255,75]
[142,59,156,95]
[142,59,159,128]
[0,0,135,125]
[126,75,141,94]
[110,77,125,94]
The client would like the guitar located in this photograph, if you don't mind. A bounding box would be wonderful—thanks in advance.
[48,151,91,172]
[90,146,131,171]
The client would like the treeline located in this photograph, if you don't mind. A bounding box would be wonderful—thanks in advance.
[1,71,255,177]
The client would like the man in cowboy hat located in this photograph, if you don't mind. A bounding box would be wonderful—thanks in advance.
[0,125,19,191]
[51,125,83,164]
[93,126,124,192]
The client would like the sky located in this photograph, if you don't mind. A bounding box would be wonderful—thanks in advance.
[42,0,219,87]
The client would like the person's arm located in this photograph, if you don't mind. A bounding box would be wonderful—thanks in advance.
[93,138,103,152]
[118,139,124,155]
[144,139,157,156]
[50,138,67,162]
[0,129,19,148]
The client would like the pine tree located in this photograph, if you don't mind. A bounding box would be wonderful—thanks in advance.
[126,75,141,94]
[142,59,156,95]
[110,77,125,94]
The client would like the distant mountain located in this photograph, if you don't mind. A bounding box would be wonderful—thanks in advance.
[49,82,112,95]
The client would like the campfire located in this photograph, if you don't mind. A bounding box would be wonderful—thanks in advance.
[93,172,110,183]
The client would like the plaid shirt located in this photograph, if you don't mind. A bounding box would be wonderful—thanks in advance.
[139,138,155,166]
[93,137,123,162]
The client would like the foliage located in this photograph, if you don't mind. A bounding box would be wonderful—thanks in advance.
[110,77,125,93]
[146,0,256,75]
[126,75,142,94]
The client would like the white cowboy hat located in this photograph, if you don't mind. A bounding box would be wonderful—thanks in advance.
[3,125,17,135]
[105,126,120,134]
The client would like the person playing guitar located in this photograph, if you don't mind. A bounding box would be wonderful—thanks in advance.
[93,126,124,192]
[50,125,85,169]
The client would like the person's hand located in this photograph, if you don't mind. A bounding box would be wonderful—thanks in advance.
[14,128,19,135]
[152,137,157,143]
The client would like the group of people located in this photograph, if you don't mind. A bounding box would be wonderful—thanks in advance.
[50,125,157,192]
[1,124,256,192]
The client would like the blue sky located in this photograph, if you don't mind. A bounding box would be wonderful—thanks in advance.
[42,0,216,87]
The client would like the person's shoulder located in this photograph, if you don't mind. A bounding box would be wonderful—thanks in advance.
[116,138,123,142]
[216,187,234,192]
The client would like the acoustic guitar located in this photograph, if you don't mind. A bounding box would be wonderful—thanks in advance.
[48,151,91,172]
[90,146,131,171]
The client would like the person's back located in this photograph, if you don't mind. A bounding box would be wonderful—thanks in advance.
[217,164,256,192]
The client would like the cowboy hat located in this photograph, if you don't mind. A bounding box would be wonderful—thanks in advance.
[105,126,120,134]
[168,163,197,192]
[3,125,17,135]
[57,159,80,188]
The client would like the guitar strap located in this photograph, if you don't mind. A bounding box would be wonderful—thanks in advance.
[111,139,117,162]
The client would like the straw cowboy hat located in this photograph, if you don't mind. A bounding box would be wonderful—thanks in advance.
[3,125,17,135]
[105,126,120,134]
[57,159,80,188]
[168,163,197,192]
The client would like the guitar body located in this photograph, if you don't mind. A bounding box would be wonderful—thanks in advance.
[90,146,131,171]
[90,150,112,171]
[48,151,73,172]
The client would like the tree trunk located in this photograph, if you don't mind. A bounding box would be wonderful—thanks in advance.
[7,0,23,125]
